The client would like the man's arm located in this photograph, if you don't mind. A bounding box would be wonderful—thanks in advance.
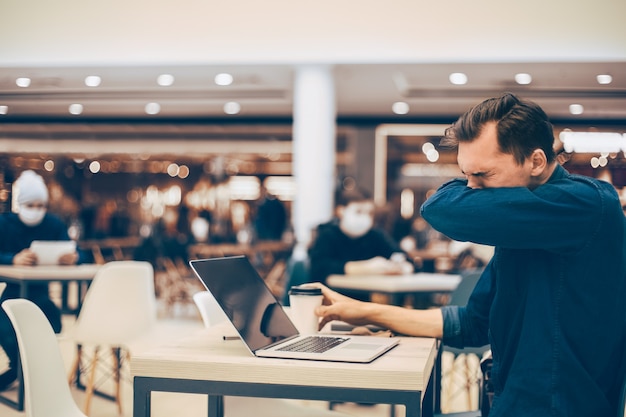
[421,174,608,251]
[314,284,443,338]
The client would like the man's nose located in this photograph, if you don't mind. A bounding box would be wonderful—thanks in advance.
[466,178,481,189]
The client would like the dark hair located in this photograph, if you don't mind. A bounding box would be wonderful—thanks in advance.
[334,187,371,207]
[442,93,556,165]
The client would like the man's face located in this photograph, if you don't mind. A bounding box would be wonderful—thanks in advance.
[457,122,534,189]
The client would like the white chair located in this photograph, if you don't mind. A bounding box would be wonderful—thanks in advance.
[1,298,87,417]
[192,290,229,328]
[67,260,156,415]
[192,290,348,417]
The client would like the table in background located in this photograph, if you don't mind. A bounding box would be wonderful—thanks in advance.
[326,273,461,306]
[188,241,293,273]
[78,236,141,264]
[0,264,101,315]
[132,325,439,417]
[0,263,101,411]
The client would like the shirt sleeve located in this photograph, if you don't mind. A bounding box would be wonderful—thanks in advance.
[420,172,610,252]
[442,260,495,348]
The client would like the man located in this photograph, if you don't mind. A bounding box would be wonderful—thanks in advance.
[0,170,81,391]
[308,188,413,286]
[315,93,626,416]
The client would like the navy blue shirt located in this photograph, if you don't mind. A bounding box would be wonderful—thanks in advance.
[0,212,81,265]
[421,165,626,417]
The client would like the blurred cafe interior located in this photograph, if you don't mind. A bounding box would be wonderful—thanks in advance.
[1,0,626,298]
[0,1,625,415]
[0,0,625,293]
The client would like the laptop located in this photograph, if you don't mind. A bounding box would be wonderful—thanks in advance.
[189,256,399,363]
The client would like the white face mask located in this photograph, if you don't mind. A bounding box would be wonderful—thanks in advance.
[18,207,46,226]
[340,212,374,238]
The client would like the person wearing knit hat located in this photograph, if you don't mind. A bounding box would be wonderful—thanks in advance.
[14,169,49,204]
[0,170,82,391]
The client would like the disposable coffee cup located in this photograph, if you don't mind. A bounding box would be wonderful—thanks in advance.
[288,286,323,334]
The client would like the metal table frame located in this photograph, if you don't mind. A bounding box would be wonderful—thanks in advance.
[133,374,435,417]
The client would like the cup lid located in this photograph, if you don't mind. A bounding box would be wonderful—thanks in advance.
[288,285,322,296]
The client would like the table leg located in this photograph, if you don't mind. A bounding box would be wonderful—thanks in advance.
[422,358,435,417]
[133,377,151,417]
[77,281,86,312]
[18,282,28,299]
[61,282,70,312]
[207,394,223,417]
[405,395,423,417]
[433,341,442,414]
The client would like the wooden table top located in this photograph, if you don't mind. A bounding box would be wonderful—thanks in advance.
[131,323,438,393]
[0,264,101,280]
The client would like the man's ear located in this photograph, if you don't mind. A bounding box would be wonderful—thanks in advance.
[530,149,548,177]
[336,205,345,218]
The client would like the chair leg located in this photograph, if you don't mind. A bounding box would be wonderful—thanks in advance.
[68,343,82,386]
[112,347,122,415]
[84,346,99,416]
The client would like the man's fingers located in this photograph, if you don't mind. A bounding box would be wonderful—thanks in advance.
[315,305,339,329]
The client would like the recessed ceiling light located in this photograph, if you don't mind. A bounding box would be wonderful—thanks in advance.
[69,104,83,115]
[89,161,101,174]
[16,77,31,88]
[0,105,7,115]
[514,73,532,85]
[392,101,409,115]
[145,102,161,115]
[215,73,233,86]
[449,72,468,85]
[84,75,101,87]
[223,101,241,114]
[569,104,584,115]
[157,74,175,86]
[596,74,613,85]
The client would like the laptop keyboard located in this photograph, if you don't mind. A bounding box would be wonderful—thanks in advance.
[277,336,349,353]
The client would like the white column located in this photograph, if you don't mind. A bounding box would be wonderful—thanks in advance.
[292,65,336,253]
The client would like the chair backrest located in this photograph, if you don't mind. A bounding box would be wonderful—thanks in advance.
[192,290,229,328]
[281,252,311,306]
[448,268,484,307]
[73,260,157,345]
[2,299,86,417]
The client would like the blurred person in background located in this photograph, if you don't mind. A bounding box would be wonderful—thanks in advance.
[253,179,287,242]
[308,188,413,289]
[0,170,82,391]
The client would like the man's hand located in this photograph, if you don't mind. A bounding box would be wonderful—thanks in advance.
[308,283,374,330]
[309,282,445,338]
[13,249,37,266]
[58,252,79,265]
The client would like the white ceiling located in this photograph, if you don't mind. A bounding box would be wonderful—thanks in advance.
[1,61,625,122]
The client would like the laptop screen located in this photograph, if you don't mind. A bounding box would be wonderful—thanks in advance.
[190,256,300,352]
